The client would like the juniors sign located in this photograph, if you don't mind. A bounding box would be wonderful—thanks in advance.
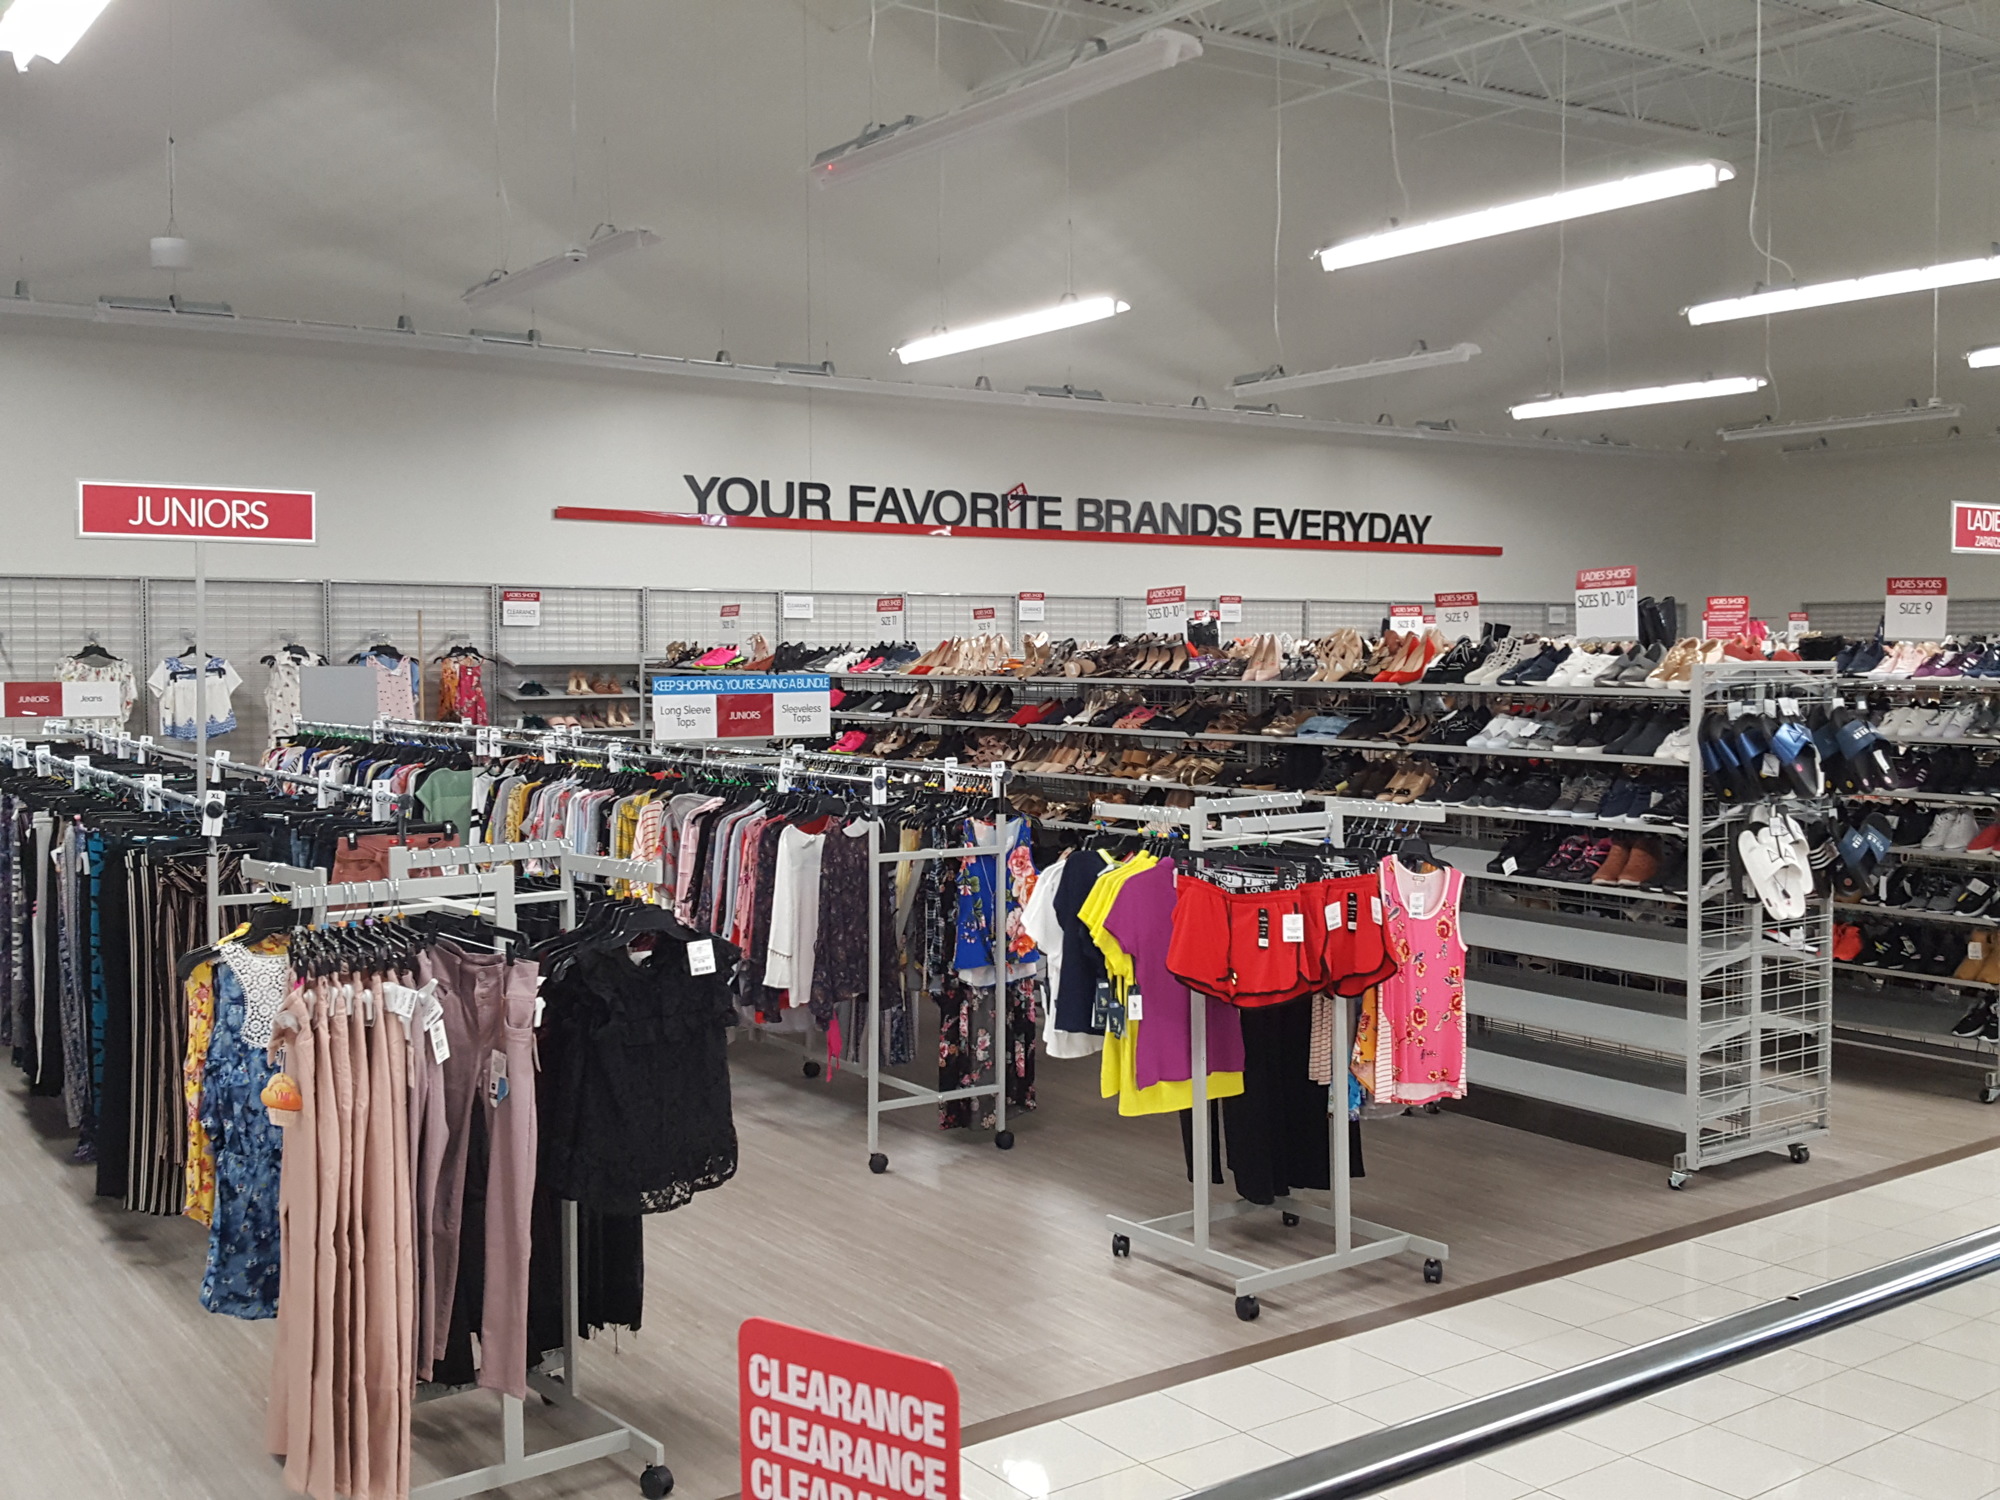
[3,681,120,718]
[740,1318,958,1500]
[652,674,831,742]
[79,481,316,544]
[553,475,1502,557]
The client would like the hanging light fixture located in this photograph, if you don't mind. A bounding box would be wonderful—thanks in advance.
[1508,376,1765,420]
[0,0,114,69]
[894,294,1128,364]
[1687,252,2000,325]
[1231,342,1481,393]
[1316,162,1734,271]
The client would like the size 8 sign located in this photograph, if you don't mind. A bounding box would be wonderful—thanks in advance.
[1575,566,1639,639]
[1885,576,1947,640]
[1433,592,1479,641]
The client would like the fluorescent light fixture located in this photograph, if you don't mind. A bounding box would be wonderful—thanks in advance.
[1688,253,2000,325]
[895,294,1128,364]
[462,225,659,309]
[1509,375,1764,420]
[1232,341,1481,393]
[1967,344,2000,368]
[814,30,1202,185]
[1317,161,1733,271]
[1719,399,1963,442]
[0,0,113,69]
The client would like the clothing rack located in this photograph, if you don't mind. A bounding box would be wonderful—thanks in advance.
[291,716,1023,1170]
[1092,792,1450,1321]
[242,855,673,1500]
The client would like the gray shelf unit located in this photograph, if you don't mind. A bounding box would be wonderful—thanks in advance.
[1826,670,2000,1100]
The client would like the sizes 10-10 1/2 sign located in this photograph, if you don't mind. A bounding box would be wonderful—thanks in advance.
[652,674,831,742]
[740,1317,958,1500]
[1885,576,1947,641]
[1574,566,1639,639]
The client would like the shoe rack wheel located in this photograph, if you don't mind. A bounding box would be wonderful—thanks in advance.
[1982,1085,2000,1105]
[1789,1143,1811,1164]
[1668,1170,1690,1190]
[995,1130,1015,1151]
[802,1059,821,1079]
[1423,1259,1445,1285]
[1235,1295,1260,1322]
[868,1152,889,1175]
[1423,1102,1441,1115]
[1111,1234,1131,1258]
[1281,1212,1301,1228]
[641,1465,675,1498]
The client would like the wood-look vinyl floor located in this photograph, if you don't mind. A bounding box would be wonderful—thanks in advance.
[1,1040,1994,1499]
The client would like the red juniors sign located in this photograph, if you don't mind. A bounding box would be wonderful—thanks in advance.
[3,682,60,717]
[741,1319,959,1500]
[79,482,317,544]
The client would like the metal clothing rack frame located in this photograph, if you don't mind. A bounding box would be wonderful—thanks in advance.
[1090,792,1451,1321]
[229,846,673,1499]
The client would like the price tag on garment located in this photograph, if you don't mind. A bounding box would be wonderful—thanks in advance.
[200,791,227,836]
[381,982,419,1019]
[488,1050,509,1105]
[686,938,717,976]
[1126,988,1144,1021]
[137,734,153,765]
[870,765,888,806]
[1885,577,1947,640]
[141,774,163,812]
[370,784,395,823]
[1972,941,1987,960]
[70,754,88,789]
[427,1014,451,1064]
[315,771,337,809]
[1280,911,1305,943]
[1409,889,1429,919]
[541,734,558,765]
[1575,566,1639,639]
[371,717,385,741]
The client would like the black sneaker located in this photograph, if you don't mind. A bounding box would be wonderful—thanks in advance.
[1952,1001,1994,1037]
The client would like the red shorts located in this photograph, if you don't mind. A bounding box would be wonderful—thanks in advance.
[1168,878,1323,1007]
[1308,874,1399,997]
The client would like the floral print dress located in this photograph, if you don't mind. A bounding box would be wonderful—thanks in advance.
[1376,856,1468,1106]
[197,957,287,1319]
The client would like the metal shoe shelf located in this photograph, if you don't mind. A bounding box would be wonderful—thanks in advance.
[1436,662,1835,1188]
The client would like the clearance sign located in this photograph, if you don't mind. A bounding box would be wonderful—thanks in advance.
[741,1319,959,1500]
[79,481,317,544]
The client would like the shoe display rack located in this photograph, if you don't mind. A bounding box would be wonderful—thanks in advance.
[497,659,646,732]
[1820,667,2000,1102]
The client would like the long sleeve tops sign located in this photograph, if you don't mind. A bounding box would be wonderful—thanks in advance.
[741,1318,959,1500]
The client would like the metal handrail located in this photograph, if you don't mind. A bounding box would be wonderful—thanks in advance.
[1189,1224,2000,1500]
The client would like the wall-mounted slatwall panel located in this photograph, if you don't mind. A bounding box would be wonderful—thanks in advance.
[0,575,147,735]
[1800,600,1883,636]
[1487,600,1569,634]
[495,586,642,665]
[328,581,494,720]
[1234,598,1309,637]
[906,595,1013,645]
[646,590,779,657]
[1034,595,1120,643]
[1305,600,1391,634]
[147,578,327,753]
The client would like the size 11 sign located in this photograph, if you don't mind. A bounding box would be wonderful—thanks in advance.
[1952,501,2000,553]
[1145,585,1188,634]
[1016,591,1046,622]
[1575,566,1639,639]
[1704,595,1751,638]
[1886,576,1947,640]
[1217,594,1243,624]
[1434,591,1480,641]
[501,589,542,627]
[739,1317,959,1500]
[875,596,905,634]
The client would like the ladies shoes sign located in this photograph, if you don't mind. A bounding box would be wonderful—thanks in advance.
[79,481,317,543]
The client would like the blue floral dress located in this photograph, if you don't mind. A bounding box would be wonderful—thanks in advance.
[198,959,285,1319]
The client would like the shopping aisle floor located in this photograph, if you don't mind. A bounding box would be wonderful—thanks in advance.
[967,1148,2000,1500]
[0,1042,1995,1498]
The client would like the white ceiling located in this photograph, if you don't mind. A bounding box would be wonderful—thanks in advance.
[4,0,2000,450]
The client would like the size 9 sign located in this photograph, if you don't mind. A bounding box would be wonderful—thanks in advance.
[1434,591,1480,642]
[1885,576,1947,640]
[1575,566,1639,639]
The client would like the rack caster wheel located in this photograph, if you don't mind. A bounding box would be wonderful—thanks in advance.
[641,1464,674,1498]
[995,1130,1015,1150]
[1668,1170,1690,1190]
[1112,1234,1131,1258]
[868,1153,888,1174]
[1983,1085,2000,1105]
[1281,1212,1301,1227]
[1423,1259,1444,1285]
[1424,1103,1441,1115]
[1235,1295,1260,1322]
[803,1059,821,1079]
[1789,1143,1811,1164]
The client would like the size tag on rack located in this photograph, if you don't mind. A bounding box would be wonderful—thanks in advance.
[316,771,337,810]
[136,734,153,765]
[1280,911,1305,944]
[44,719,66,737]
[33,744,50,776]
[371,717,385,741]
[1779,697,1800,717]
[686,938,717,976]
[990,760,1006,801]
[70,754,88,790]
[941,756,959,793]
[607,744,624,773]
[141,775,163,812]
[776,750,796,794]
[541,735,558,765]
[370,785,395,823]
[870,766,888,806]
[5,740,20,771]
[200,791,227,836]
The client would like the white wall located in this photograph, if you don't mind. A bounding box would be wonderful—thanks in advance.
[0,321,1718,607]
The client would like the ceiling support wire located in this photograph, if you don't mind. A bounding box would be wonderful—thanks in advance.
[490,0,511,274]
[935,0,947,332]
[1555,33,1567,395]
[1747,0,1791,418]
[1064,105,1075,297]
[1384,0,1412,221]
[1272,14,1285,367]
[869,0,880,125]
[568,0,580,249]
[1932,21,1943,404]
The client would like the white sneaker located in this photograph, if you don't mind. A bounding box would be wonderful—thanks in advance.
[1943,810,1980,852]
[1939,705,1980,739]
[1657,726,1694,762]
[1466,715,1514,749]
[1465,639,1524,686]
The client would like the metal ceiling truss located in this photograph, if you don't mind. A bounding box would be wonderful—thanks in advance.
[869,0,2000,147]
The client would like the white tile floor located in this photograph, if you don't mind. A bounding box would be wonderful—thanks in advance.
[965,1150,2000,1500]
